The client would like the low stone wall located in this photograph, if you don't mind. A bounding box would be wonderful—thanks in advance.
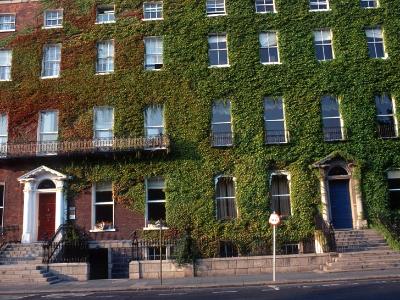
[129,253,334,279]
[48,263,89,281]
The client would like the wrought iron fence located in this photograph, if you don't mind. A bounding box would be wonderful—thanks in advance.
[211,132,233,147]
[265,130,289,144]
[0,135,170,159]
[131,237,177,261]
[0,225,20,251]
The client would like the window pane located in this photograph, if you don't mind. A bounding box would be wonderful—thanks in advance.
[148,188,165,201]
[40,111,58,133]
[96,191,113,203]
[143,2,163,20]
[322,118,341,128]
[388,178,400,190]
[94,107,114,130]
[264,97,283,120]
[206,0,226,15]
[96,6,115,23]
[361,0,377,8]
[389,191,400,210]
[95,205,113,224]
[0,114,8,137]
[212,101,231,123]
[0,185,4,207]
[321,96,340,118]
[255,0,275,13]
[217,197,237,219]
[216,177,235,198]
[375,95,393,116]
[148,202,166,222]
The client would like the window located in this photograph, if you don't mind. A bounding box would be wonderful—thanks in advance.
[96,5,115,24]
[215,176,237,220]
[43,10,63,28]
[270,173,291,216]
[38,111,58,154]
[145,105,164,138]
[309,0,329,10]
[211,100,233,147]
[259,32,280,64]
[0,50,12,81]
[0,184,4,227]
[41,44,61,78]
[313,29,334,61]
[255,0,275,13]
[0,114,7,156]
[208,34,229,67]
[206,0,226,16]
[94,107,114,141]
[264,97,287,144]
[0,14,16,32]
[366,27,386,59]
[361,0,378,8]
[96,41,114,74]
[144,37,163,70]
[388,170,400,211]
[143,2,163,20]
[321,96,344,141]
[93,183,114,231]
[375,94,397,138]
[146,177,166,226]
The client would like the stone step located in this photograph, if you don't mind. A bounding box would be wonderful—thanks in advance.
[324,263,400,272]
[338,250,400,257]
[328,257,400,267]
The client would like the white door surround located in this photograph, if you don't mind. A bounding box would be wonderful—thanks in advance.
[313,154,367,229]
[18,166,68,243]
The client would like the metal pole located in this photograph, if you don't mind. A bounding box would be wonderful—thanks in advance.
[159,220,163,286]
[273,224,276,282]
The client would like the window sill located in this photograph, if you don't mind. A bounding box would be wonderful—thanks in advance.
[261,62,281,65]
[265,141,288,145]
[42,26,63,30]
[379,136,399,140]
[142,18,164,21]
[0,79,11,82]
[208,64,230,68]
[207,14,227,18]
[144,68,163,71]
[41,76,60,79]
[95,72,114,76]
[89,228,116,233]
[0,29,16,33]
[95,21,116,25]
[372,56,389,60]
[256,11,276,14]
[309,9,331,12]
[143,226,169,231]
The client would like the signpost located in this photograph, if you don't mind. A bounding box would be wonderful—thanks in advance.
[155,220,164,286]
[269,211,280,282]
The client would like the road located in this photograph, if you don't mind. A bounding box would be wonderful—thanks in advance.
[1,280,400,300]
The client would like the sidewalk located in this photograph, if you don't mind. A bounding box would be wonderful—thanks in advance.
[0,269,400,294]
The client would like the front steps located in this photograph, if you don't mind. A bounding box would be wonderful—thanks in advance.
[0,243,61,284]
[324,229,400,272]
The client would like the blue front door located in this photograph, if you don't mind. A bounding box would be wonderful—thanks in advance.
[329,180,352,229]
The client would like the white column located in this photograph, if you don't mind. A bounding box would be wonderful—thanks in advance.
[55,180,66,231]
[318,169,330,223]
[21,180,36,244]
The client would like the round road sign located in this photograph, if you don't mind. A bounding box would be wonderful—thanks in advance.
[269,212,280,226]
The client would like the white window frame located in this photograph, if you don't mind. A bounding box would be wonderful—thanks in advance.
[269,171,292,216]
[259,31,280,64]
[206,0,226,17]
[361,0,379,8]
[96,40,115,74]
[309,0,330,11]
[0,114,8,157]
[313,29,334,61]
[0,183,4,227]
[0,49,12,81]
[208,33,229,68]
[264,97,288,144]
[96,5,116,24]
[321,96,345,141]
[366,27,387,59]
[211,100,233,147]
[90,183,115,232]
[37,110,59,155]
[145,177,167,229]
[93,106,114,143]
[0,14,16,32]
[41,44,61,79]
[144,36,163,70]
[255,0,276,13]
[214,175,237,220]
[144,105,165,138]
[387,170,400,209]
[43,9,63,29]
[375,94,398,138]
[143,2,163,21]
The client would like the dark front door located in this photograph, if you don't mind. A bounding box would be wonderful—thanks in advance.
[89,248,108,280]
[329,180,353,229]
[38,193,56,241]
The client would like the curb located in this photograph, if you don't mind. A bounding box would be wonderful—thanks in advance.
[0,274,399,295]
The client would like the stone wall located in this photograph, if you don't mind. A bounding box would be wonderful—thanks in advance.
[48,263,89,281]
[129,253,334,279]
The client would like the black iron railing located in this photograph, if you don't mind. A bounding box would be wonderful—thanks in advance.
[323,127,346,142]
[379,214,400,242]
[0,225,20,251]
[377,123,398,139]
[265,130,289,144]
[314,214,336,252]
[131,235,177,261]
[0,135,170,159]
[43,223,89,264]
[211,132,233,147]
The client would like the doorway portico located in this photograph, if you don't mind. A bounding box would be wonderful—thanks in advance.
[18,166,68,243]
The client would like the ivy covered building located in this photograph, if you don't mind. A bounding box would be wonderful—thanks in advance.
[1,0,400,269]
